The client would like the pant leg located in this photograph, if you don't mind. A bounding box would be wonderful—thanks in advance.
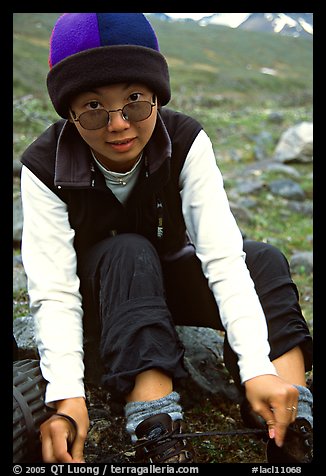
[162,240,313,389]
[78,233,187,399]
[242,240,312,366]
[161,244,224,329]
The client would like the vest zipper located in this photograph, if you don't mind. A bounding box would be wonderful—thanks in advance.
[157,198,164,239]
[90,163,95,187]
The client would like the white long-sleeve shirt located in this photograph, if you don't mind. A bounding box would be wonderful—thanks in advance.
[21,129,277,405]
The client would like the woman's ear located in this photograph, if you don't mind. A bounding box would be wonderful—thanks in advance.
[152,95,161,110]
[68,109,76,124]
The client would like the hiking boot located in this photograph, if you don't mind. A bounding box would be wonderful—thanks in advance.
[267,418,313,463]
[134,413,195,463]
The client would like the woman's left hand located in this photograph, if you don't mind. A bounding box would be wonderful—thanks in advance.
[244,374,299,447]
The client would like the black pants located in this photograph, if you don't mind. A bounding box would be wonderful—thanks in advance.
[78,234,312,399]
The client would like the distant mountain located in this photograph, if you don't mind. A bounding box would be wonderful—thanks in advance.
[147,13,313,39]
[237,13,313,38]
[147,13,171,22]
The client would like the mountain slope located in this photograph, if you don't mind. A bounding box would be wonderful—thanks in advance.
[13,13,313,107]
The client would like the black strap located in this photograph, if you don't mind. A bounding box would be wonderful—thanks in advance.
[51,412,78,448]
[174,428,267,438]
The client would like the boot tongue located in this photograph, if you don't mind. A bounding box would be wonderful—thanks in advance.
[148,426,164,440]
[136,413,172,440]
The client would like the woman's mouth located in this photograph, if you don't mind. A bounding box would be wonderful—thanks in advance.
[108,138,136,152]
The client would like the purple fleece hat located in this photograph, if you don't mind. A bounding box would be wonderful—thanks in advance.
[47,13,171,118]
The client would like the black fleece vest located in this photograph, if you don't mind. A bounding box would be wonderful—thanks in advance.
[21,108,202,259]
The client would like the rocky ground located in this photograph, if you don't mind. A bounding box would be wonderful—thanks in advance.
[83,383,268,464]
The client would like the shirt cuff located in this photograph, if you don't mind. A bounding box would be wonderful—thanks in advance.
[45,379,85,407]
[239,357,278,384]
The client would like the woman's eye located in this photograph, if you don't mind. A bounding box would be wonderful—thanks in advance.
[87,101,100,109]
[129,93,141,102]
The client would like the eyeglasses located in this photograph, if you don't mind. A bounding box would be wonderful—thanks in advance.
[72,101,156,130]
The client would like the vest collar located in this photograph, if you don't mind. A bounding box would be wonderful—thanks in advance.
[54,111,171,189]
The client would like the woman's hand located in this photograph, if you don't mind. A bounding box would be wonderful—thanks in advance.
[244,374,299,447]
[40,397,89,463]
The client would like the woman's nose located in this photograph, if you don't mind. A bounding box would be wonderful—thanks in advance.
[107,109,130,131]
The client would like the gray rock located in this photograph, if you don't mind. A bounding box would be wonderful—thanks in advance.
[176,326,241,404]
[13,194,23,244]
[268,179,305,200]
[290,251,313,274]
[273,122,313,163]
[251,131,274,161]
[229,201,254,225]
[13,257,27,292]
[13,315,38,359]
[235,179,265,195]
[288,200,313,217]
[266,112,284,124]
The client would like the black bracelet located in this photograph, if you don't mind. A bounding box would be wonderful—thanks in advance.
[53,412,78,438]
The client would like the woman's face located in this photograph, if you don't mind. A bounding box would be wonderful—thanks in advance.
[69,83,158,172]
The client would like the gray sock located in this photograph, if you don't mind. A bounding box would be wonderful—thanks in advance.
[294,384,313,427]
[125,391,183,442]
